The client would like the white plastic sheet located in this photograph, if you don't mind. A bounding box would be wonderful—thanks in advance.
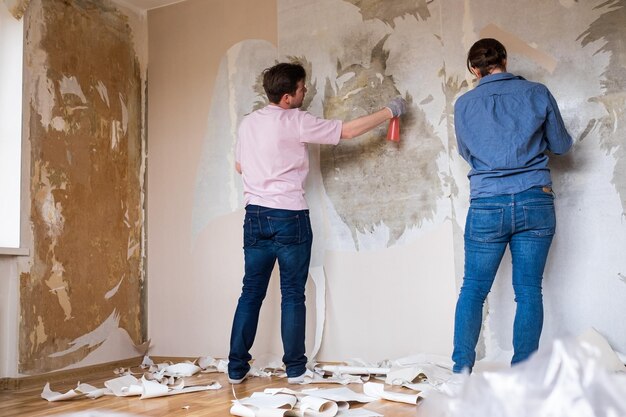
[426,337,626,417]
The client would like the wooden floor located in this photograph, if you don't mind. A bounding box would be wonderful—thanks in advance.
[0,366,428,416]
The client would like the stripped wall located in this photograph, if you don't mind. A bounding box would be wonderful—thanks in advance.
[18,0,145,375]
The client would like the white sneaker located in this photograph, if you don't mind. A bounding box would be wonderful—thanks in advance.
[228,372,249,384]
[287,369,310,384]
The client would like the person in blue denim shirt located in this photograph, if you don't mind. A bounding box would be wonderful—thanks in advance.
[452,38,573,373]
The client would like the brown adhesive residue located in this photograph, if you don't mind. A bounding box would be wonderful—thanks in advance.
[20,0,143,374]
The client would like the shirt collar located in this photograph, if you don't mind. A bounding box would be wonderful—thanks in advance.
[476,72,521,87]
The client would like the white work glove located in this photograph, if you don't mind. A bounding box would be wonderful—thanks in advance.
[385,97,407,118]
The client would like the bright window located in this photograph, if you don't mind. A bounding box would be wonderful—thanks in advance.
[0,5,23,249]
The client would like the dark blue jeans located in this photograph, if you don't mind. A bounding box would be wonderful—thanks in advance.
[228,205,312,379]
[452,186,556,373]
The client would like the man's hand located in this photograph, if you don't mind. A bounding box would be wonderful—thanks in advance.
[385,97,407,118]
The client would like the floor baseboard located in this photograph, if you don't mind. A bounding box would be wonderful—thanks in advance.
[0,356,144,391]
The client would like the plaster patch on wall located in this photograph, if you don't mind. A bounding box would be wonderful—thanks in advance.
[111,119,122,150]
[119,93,128,134]
[48,310,120,358]
[123,207,131,228]
[105,275,124,300]
[276,0,453,252]
[29,316,48,354]
[321,35,445,247]
[95,80,110,107]
[59,75,87,104]
[345,0,431,27]
[35,162,66,240]
[45,257,72,321]
[50,116,67,132]
[127,236,140,260]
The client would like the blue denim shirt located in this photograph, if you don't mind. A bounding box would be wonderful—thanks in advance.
[454,72,573,198]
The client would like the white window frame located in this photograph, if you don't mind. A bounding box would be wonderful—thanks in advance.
[0,4,25,253]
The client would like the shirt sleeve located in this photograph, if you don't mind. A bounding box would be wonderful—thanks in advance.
[298,111,342,145]
[454,102,471,162]
[543,89,573,155]
[235,125,242,165]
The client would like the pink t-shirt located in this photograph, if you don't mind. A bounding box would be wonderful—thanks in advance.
[236,105,342,210]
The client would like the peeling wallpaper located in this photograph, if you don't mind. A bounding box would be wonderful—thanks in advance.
[19,0,144,374]
[177,0,626,361]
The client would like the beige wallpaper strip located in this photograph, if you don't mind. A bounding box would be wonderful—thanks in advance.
[480,23,558,73]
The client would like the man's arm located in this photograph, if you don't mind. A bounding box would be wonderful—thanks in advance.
[340,97,406,139]
[235,162,242,174]
[341,108,392,139]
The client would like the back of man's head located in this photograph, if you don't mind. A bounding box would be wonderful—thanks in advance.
[263,63,306,104]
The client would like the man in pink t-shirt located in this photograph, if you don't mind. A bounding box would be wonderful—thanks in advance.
[228,63,406,384]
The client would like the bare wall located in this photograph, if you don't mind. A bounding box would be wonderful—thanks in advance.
[146,0,278,356]
[18,0,145,375]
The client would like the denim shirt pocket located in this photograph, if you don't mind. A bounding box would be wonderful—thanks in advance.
[468,207,505,241]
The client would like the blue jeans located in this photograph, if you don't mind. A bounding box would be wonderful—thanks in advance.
[228,205,312,379]
[452,186,556,373]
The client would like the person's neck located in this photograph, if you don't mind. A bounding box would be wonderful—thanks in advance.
[269,102,291,110]
[489,67,506,75]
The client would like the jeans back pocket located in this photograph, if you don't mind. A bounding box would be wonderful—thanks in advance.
[523,204,556,237]
[267,214,301,245]
[468,207,505,242]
